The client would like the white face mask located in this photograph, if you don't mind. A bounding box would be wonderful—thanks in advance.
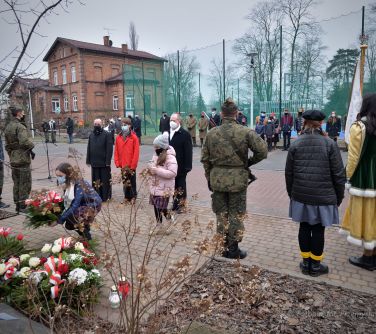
[170,121,179,130]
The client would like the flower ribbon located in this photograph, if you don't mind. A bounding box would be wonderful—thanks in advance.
[4,263,15,280]
[59,237,71,250]
[44,254,64,298]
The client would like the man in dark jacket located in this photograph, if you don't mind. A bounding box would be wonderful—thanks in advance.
[65,117,74,144]
[49,118,57,143]
[295,109,304,135]
[209,107,221,129]
[169,113,193,213]
[159,112,170,133]
[42,120,49,142]
[133,115,142,144]
[281,109,293,150]
[4,106,35,213]
[86,119,113,201]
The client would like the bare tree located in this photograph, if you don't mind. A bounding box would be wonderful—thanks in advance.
[164,50,200,113]
[280,0,317,99]
[208,59,236,105]
[129,21,139,51]
[294,26,326,99]
[234,0,282,102]
[0,0,79,93]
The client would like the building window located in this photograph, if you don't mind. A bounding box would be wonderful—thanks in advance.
[126,93,134,110]
[52,97,60,112]
[71,65,76,82]
[113,95,119,110]
[72,94,78,111]
[64,96,69,111]
[62,66,67,84]
[53,70,58,85]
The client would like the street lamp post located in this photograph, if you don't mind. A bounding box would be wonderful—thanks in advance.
[247,52,257,128]
[27,82,35,138]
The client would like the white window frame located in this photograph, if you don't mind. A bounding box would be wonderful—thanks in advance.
[53,70,58,85]
[126,93,134,110]
[113,95,119,110]
[52,97,60,112]
[64,96,69,111]
[71,65,76,82]
[72,94,78,111]
[62,66,67,84]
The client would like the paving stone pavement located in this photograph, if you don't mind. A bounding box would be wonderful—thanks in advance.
[0,140,374,322]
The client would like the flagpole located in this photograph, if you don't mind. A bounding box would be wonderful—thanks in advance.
[359,5,368,94]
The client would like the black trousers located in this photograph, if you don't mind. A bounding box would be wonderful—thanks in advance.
[299,222,325,259]
[92,166,112,201]
[122,171,137,200]
[172,174,187,211]
[154,206,169,223]
[283,131,291,149]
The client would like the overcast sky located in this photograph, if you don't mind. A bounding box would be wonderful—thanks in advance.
[0,0,373,82]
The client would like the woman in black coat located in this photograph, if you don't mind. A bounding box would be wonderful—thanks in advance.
[285,110,346,276]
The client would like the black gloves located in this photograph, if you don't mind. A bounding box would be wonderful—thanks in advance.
[208,180,212,192]
[30,150,35,160]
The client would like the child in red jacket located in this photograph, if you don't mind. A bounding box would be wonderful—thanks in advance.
[114,118,140,203]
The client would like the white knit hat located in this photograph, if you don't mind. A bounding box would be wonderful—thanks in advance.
[153,132,169,149]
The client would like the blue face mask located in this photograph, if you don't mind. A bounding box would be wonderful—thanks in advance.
[121,125,129,133]
[57,175,66,185]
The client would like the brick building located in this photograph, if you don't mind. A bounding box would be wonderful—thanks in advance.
[8,36,166,128]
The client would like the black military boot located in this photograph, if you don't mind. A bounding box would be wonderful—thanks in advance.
[310,260,329,277]
[349,255,376,271]
[223,241,247,259]
[299,258,310,275]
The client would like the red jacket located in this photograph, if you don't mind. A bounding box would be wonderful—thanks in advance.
[114,131,140,170]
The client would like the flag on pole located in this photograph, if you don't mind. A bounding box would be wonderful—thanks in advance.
[345,58,363,144]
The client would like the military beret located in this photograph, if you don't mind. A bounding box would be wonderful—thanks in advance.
[302,110,326,121]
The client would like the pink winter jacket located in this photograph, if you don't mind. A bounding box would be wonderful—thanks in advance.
[149,146,178,197]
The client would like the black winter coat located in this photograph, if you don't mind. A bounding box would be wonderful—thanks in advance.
[285,129,346,206]
[159,116,170,133]
[86,130,113,167]
[133,118,142,137]
[169,127,193,176]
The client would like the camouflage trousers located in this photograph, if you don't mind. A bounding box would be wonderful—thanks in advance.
[11,164,31,208]
[211,189,247,243]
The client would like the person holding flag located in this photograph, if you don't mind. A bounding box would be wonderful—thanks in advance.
[340,93,376,271]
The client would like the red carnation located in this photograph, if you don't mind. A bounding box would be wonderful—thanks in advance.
[92,258,99,266]
[16,233,24,241]
[82,241,89,248]
[83,257,90,265]
[40,257,47,264]
[58,263,69,275]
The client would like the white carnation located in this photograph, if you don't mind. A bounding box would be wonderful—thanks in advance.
[28,257,40,268]
[68,268,88,285]
[51,244,61,254]
[0,263,6,275]
[29,271,45,285]
[90,269,100,277]
[19,267,31,278]
[74,242,85,251]
[41,244,52,253]
[20,254,31,262]
[66,254,83,263]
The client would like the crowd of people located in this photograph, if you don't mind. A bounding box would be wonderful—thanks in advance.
[1,94,375,274]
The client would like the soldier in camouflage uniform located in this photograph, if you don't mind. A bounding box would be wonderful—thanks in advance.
[4,106,35,213]
[201,98,268,259]
[186,113,197,146]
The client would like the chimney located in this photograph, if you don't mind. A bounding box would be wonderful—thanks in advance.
[122,44,128,53]
[103,36,110,47]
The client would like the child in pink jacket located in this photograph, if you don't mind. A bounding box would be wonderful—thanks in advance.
[149,133,178,230]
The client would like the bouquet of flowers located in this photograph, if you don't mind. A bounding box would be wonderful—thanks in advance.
[0,227,25,259]
[24,190,64,228]
[0,235,102,319]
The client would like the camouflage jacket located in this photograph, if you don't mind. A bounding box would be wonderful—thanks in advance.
[4,118,34,166]
[201,118,268,192]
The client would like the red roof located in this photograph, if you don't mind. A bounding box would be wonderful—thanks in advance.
[43,37,167,62]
